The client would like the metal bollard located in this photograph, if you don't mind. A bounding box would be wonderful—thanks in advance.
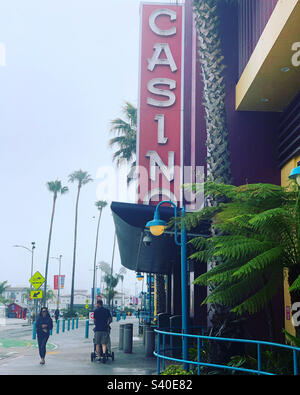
[85,319,89,338]
[145,327,155,357]
[76,317,79,329]
[62,318,65,332]
[56,319,60,334]
[32,321,36,340]
[143,323,150,345]
[119,324,125,350]
[67,319,70,331]
[123,323,133,354]
[139,324,143,335]
[72,318,75,330]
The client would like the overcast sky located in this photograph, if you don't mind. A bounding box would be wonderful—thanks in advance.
[0,0,174,297]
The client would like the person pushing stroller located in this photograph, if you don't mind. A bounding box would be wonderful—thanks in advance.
[93,300,112,363]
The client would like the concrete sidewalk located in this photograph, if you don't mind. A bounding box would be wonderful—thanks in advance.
[0,318,30,328]
[0,317,157,375]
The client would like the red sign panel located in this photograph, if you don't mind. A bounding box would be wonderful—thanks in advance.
[54,275,59,290]
[54,275,65,290]
[137,3,184,205]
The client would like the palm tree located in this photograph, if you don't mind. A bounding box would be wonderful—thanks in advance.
[0,281,9,304]
[118,267,127,308]
[103,273,120,308]
[91,200,107,310]
[43,180,68,305]
[192,0,238,347]
[109,102,137,182]
[193,0,232,185]
[68,170,93,314]
[98,261,110,294]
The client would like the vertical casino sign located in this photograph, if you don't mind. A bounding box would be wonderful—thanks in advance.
[137,3,184,205]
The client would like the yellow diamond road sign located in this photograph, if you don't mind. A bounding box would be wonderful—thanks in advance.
[29,271,45,290]
[30,290,43,299]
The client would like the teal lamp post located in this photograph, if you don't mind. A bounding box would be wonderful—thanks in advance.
[146,200,188,370]
[289,161,300,187]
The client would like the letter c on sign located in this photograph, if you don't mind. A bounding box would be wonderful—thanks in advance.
[149,9,177,36]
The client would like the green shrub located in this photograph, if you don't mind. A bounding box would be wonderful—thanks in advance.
[161,365,193,375]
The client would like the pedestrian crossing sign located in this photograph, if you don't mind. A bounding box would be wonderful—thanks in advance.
[29,271,45,290]
[30,290,43,299]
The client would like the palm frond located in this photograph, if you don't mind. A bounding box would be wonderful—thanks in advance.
[68,170,93,185]
[289,274,300,293]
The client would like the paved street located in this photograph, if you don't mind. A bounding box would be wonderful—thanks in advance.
[0,317,157,375]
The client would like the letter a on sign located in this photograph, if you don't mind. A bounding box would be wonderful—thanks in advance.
[148,43,178,72]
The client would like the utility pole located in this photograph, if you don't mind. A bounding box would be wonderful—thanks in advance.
[110,233,117,309]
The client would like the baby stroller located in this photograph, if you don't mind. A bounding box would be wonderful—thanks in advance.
[91,325,115,364]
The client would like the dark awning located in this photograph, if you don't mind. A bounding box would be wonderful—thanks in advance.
[111,202,180,275]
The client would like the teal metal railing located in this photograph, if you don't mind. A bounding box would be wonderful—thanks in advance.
[32,317,80,339]
[154,329,300,375]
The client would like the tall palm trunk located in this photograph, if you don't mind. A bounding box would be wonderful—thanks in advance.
[92,208,103,310]
[70,184,81,314]
[43,194,57,306]
[155,274,166,314]
[193,0,231,185]
[193,0,244,363]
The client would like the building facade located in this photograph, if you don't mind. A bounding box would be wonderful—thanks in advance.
[112,0,300,342]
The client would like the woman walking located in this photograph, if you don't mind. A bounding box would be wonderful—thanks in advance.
[36,307,53,364]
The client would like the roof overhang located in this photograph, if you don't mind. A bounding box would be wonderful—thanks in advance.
[111,202,180,275]
[236,0,300,112]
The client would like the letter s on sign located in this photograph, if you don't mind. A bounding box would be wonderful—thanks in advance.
[147,78,176,108]
[149,9,177,36]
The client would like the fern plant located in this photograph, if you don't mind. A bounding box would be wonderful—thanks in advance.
[184,181,300,339]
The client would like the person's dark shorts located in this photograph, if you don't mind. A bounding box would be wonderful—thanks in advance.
[94,331,109,345]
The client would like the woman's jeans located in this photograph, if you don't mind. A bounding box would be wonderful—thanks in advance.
[37,333,49,359]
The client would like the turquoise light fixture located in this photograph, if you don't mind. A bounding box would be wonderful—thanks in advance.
[289,161,300,186]
[146,209,167,236]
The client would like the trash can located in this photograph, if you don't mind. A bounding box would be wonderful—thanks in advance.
[143,323,151,345]
[119,324,126,350]
[123,323,133,353]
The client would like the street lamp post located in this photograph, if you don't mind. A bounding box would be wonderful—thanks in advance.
[146,200,188,370]
[13,242,36,324]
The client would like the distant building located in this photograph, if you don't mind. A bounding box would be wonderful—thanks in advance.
[7,303,27,319]
[4,286,28,307]
[47,289,91,311]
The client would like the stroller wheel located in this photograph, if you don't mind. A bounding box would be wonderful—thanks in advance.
[91,352,95,362]
[111,352,114,361]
